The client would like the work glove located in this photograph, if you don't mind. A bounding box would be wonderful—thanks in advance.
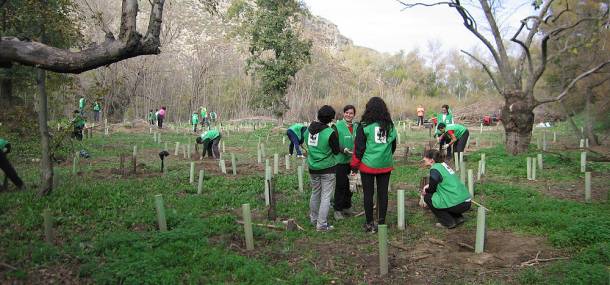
[343,148,352,154]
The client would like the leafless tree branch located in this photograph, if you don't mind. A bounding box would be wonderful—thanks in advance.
[536,60,610,105]
[461,49,501,92]
[0,0,165,73]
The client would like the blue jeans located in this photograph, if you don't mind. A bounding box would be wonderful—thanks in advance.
[287,130,302,156]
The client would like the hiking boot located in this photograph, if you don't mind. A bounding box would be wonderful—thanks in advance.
[364,223,377,234]
[334,211,344,220]
[316,223,334,232]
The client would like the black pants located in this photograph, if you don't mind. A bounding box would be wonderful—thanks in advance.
[333,163,353,211]
[73,126,83,141]
[0,152,23,189]
[94,111,100,122]
[424,193,471,227]
[361,172,391,225]
[158,117,164,128]
[203,137,221,158]
[417,116,424,126]
[453,130,469,154]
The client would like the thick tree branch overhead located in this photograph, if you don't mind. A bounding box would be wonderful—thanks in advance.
[0,0,165,74]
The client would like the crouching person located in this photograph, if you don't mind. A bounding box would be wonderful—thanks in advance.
[421,149,471,229]
[306,105,341,232]
[196,129,221,159]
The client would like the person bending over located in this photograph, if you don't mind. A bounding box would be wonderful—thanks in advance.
[287,123,307,158]
[196,129,221,159]
[421,149,471,229]
[437,123,469,157]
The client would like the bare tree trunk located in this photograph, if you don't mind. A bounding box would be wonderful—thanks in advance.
[501,91,534,155]
[37,69,53,196]
[584,86,599,145]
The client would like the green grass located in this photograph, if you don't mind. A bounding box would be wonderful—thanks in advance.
[1,121,608,284]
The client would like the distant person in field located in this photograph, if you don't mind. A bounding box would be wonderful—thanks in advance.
[331,105,358,220]
[0,138,25,190]
[352,97,397,233]
[421,149,471,229]
[437,123,469,157]
[191,112,199,132]
[196,129,221,159]
[200,107,208,127]
[148,109,155,125]
[435,104,455,154]
[93,100,101,122]
[71,110,86,141]
[416,105,425,126]
[306,105,341,232]
[209,111,217,124]
[287,123,307,158]
[157,107,166,129]
[78,96,86,115]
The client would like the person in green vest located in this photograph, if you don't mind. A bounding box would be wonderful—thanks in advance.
[71,110,86,141]
[437,123,470,157]
[286,123,307,158]
[434,104,454,136]
[148,109,155,125]
[421,149,471,228]
[78,96,86,115]
[196,129,221,159]
[93,101,101,122]
[209,111,217,124]
[0,138,25,190]
[351,97,397,233]
[331,105,359,220]
[306,105,341,232]
[191,112,199,133]
[200,107,208,127]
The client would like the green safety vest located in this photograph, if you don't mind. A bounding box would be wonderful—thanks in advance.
[0,139,8,151]
[79,98,85,109]
[201,108,207,118]
[361,122,396,168]
[200,129,220,142]
[210,112,217,119]
[191,113,199,124]
[93,102,101,111]
[446,124,467,139]
[305,127,336,171]
[436,112,453,125]
[74,115,85,128]
[334,120,358,164]
[148,112,154,120]
[431,162,471,209]
[288,124,305,142]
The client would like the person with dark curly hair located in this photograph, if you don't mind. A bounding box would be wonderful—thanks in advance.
[351,97,397,233]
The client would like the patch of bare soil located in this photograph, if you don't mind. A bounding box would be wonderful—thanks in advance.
[1,261,91,285]
[539,173,609,203]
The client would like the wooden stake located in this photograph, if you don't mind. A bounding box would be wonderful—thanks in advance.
[527,157,532,180]
[532,157,537,180]
[155,194,167,232]
[580,139,585,148]
[553,132,556,142]
[454,152,460,171]
[187,144,191,159]
[220,159,227,174]
[261,143,266,158]
[257,144,262,164]
[481,153,486,175]
[174,142,180,156]
[537,153,543,170]
[477,160,482,181]
[242,203,254,250]
[460,162,466,184]
[285,154,290,170]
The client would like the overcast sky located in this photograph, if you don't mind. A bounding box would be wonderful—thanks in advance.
[303,0,536,55]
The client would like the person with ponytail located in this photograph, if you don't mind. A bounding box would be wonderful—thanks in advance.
[351,97,397,233]
[421,149,471,229]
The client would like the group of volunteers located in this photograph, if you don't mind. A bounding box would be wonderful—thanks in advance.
[286,98,472,232]
[147,107,168,129]
[190,107,218,133]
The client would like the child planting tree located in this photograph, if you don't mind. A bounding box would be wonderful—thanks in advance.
[306,105,341,232]
[196,129,221,159]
